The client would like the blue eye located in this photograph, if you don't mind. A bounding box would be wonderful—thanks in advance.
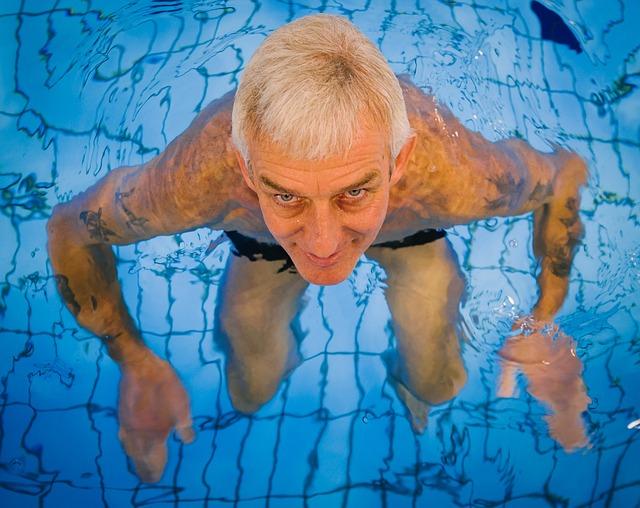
[345,188,366,198]
[275,193,297,204]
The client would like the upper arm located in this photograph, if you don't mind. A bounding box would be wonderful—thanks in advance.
[50,92,238,246]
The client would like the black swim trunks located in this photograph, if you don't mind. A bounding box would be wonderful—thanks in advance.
[225,229,447,274]
[225,230,296,273]
[373,229,446,249]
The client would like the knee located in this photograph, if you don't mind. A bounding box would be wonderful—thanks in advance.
[409,358,467,405]
[226,362,283,414]
[225,345,300,413]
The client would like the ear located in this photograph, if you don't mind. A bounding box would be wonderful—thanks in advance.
[390,134,416,186]
[233,148,257,192]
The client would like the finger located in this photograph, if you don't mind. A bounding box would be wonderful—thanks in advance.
[497,360,518,398]
[176,424,195,444]
[174,397,194,444]
[118,428,169,483]
[545,413,589,452]
[118,427,139,458]
[135,440,167,483]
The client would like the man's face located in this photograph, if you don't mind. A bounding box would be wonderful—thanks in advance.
[237,125,414,285]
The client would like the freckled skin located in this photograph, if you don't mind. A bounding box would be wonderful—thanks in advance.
[45,74,589,467]
[47,76,587,341]
[528,180,554,204]
[54,274,81,316]
[234,126,407,285]
[115,187,150,230]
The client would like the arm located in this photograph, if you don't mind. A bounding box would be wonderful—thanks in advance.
[471,135,587,320]
[46,92,237,364]
[530,150,587,321]
[47,94,238,481]
[497,324,590,451]
[435,110,590,450]
[400,77,587,320]
[495,154,590,452]
[401,81,590,450]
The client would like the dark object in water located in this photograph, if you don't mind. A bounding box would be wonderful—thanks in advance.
[530,1,583,53]
[150,0,182,15]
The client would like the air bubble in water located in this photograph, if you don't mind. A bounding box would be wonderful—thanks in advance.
[627,418,640,430]
[509,239,518,248]
[9,457,24,473]
[484,218,499,231]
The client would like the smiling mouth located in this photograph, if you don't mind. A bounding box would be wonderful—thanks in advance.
[303,250,342,268]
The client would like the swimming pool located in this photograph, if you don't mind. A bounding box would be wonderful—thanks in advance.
[1,0,638,506]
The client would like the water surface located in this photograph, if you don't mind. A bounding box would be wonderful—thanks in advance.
[0,0,639,506]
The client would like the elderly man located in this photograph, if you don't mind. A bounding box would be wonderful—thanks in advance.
[47,14,587,480]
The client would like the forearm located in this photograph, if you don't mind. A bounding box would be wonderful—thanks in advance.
[44,98,235,365]
[47,204,148,364]
[531,151,587,321]
[417,88,585,320]
[532,263,571,321]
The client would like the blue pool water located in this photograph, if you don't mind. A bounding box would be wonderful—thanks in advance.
[1,1,639,506]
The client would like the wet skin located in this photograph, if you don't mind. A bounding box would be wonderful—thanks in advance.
[46,75,588,481]
[47,76,585,302]
[234,124,413,285]
[219,236,590,448]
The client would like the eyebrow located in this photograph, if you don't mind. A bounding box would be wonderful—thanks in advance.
[258,171,381,196]
[259,176,294,194]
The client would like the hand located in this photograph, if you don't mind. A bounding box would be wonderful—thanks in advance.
[117,351,194,483]
[498,318,591,451]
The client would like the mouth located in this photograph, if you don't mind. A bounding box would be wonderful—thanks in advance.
[303,250,343,268]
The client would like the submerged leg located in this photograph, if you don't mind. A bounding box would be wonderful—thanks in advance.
[367,237,467,432]
[217,252,308,413]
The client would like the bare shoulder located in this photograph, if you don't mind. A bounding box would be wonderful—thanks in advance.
[390,75,492,227]
[140,89,262,223]
[153,89,237,177]
[151,90,265,234]
[397,74,440,123]
[52,89,263,246]
[389,75,559,229]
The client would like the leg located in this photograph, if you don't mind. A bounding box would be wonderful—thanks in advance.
[367,237,467,432]
[216,252,308,413]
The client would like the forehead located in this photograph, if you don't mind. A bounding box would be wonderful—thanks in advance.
[247,124,390,174]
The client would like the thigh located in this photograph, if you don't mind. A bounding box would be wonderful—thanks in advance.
[367,237,467,404]
[216,250,308,412]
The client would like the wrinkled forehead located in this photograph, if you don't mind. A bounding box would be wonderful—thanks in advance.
[245,123,392,173]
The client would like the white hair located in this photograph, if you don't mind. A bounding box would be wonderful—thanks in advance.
[231,14,411,162]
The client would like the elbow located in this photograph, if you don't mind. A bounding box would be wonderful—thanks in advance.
[46,201,77,248]
[47,203,67,235]
[552,149,589,188]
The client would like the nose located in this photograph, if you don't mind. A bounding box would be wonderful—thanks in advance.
[304,201,341,257]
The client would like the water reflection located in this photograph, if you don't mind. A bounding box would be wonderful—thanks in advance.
[4,0,637,501]
[113,231,591,482]
[498,320,590,451]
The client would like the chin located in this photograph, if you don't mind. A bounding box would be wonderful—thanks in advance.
[295,264,354,286]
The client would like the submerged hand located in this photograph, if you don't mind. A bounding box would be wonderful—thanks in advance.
[498,319,591,451]
[118,351,194,483]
